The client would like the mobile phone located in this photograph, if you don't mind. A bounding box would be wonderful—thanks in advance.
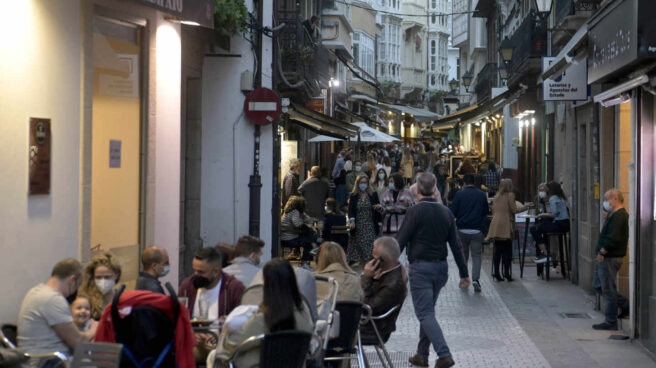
[375,256,385,268]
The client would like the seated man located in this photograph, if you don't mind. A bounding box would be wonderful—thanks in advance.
[17,258,97,356]
[223,235,265,287]
[135,246,169,294]
[360,237,407,343]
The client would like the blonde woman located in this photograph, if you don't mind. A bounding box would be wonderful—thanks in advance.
[80,252,122,320]
[401,148,414,185]
[486,179,531,281]
[314,242,363,302]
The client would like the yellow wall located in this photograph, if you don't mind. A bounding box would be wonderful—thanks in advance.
[617,101,631,297]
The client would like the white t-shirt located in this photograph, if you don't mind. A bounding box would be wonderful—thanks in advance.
[17,284,73,355]
[193,278,222,328]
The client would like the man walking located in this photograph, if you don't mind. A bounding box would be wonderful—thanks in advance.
[298,166,330,222]
[450,174,489,292]
[592,188,630,330]
[396,173,470,368]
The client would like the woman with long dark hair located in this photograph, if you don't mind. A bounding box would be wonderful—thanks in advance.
[213,258,313,367]
[280,196,316,261]
[531,181,570,264]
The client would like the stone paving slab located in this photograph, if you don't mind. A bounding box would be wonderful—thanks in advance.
[366,258,551,368]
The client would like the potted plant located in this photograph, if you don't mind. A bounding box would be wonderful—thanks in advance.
[214,0,249,35]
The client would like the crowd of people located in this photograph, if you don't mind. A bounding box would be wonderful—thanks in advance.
[11,140,631,368]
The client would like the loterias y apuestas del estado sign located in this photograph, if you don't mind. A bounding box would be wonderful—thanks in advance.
[134,0,214,28]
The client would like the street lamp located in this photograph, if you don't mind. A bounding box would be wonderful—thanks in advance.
[534,0,553,15]
[498,63,509,81]
[449,78,459,93]
[499,37,514,64]
[462,71,473,92]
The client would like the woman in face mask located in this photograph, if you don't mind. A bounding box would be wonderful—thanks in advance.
[534,183,549,214]
[380,173,413,236]
[530,181,571,265]
[347,174,384,266]
[370,168,389,201]
[80,252,122,320]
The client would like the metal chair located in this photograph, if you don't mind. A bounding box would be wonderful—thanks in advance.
[226,330,312,368]
[323,301,366,368]
[72,342,122,368]
[0,324,17,349]
[0,325,67,368]
[358,304,400,368]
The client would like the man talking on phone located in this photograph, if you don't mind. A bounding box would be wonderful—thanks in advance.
[396,172,471,368]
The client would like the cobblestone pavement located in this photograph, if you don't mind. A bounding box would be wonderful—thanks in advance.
[362,257,551,368]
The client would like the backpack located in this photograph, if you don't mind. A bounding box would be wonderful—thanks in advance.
[111,284,179,368]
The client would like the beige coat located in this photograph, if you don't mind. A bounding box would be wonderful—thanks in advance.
[315,263,364,302]
[215,306,314,368]
[486,193,528,240]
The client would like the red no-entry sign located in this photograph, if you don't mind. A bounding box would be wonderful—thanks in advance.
[243,88,281,126]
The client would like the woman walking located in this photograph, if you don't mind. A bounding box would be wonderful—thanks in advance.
[347,174,383,265]
[371,168,388,201]
[486,179,531,281]
[401,148,414,187]
[380,173,413,236]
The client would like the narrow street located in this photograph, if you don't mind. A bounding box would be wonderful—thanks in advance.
[361,254,655,368]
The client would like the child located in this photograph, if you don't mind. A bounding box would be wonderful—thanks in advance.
[70,295,93,331]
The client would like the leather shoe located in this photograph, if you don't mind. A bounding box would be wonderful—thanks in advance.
[435,356,455,368]
[408,354,428,367]
[593,322,618,330]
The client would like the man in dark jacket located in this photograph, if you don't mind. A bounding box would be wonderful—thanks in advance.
[298,166,330,221]
[450,174,489,292]
[360,237,407,343]
[282,158,301,207]
[135,246,169,294]
[592,189,630,330]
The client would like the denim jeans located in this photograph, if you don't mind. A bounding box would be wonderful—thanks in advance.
[593,257,629,324]
[409,260,451,358]
[459,231,483,281]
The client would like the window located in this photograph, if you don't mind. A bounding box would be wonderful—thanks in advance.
[431,0,437,9]
[353,31,375,78]
[432,15,436,24]
[431,74,436,86]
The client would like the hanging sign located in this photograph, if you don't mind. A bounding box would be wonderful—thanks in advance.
[307,97,325,114]
[28,118,51,195]
[542,57,588,101]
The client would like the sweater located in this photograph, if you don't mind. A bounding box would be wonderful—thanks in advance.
[449,186,489,232]
[596,208,629,257]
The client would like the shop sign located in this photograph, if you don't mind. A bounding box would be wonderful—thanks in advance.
[28,118,51,195]
[588,0,656,84]
[307,97,325,114]
[109,140,122,168]
[542,57,588,101]
[134,0,214,28]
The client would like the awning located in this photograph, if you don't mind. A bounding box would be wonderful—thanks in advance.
[434,86,522,128]
[285,103,359,139]
[347,94,378,104]
[377,103,440,121]
[540,24,588,82]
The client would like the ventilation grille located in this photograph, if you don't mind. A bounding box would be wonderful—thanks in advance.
[559,313,592,319]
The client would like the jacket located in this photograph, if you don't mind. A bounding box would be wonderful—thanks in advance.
[449,186,489,232]
[314,263,363,302]
[178,272,245,319]
[486,193,528,240]
[596,208,629,257]
[345,172,357,193]
[348,192,381,235]
[380,189,413,234]
[360,265,407,341]
[223,257,261,287]
[298,177,330,219]
[323,212,348,249]
[214,306,314,368]
[94,290,196,368]
[282,171,299,207]
[135,272,165,294]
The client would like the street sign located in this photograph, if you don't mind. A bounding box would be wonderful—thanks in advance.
[542,57,588,101]
[244,88,281,126]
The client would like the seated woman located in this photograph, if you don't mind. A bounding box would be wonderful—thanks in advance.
[531,181,570,264]
[80,252,122,320]
[211,259,314,368]
[322,198,348,252]
[280,195,317,261]
[314,241,363,303]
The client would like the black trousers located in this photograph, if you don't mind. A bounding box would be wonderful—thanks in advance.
[282,234,315,260]
[493,239,513,277]
[530,219,570,247]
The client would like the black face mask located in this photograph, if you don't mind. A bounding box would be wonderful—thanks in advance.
[66,289,78,304]
[192,275,211,289]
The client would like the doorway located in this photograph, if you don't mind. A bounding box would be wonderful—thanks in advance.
[90,15,146,287]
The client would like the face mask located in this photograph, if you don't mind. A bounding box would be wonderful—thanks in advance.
[325,206,330,213]
[389,183,395,191]
[159,265,171,277]
[378,173,385,180]
[359,183,368,191]
[355,166,362,172]
[538,191,547,199]
[192,275,211,289]
[95,279,115,295]
[66,277,80,303]
[603,201,612,212]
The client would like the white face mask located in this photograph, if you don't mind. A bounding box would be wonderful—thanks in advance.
[538,191,547,199]
[603,201,612,212]
[95,279,115,295]
[389,182,396,191]
[325,206,330,213]
[378,173,385,180]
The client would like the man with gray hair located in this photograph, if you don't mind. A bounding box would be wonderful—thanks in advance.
[360,236,408,343]
[396,172,470,368]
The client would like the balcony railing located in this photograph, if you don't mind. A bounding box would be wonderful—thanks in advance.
[555,0,601,26]
[509,14,547,71]
[474,62,497,103]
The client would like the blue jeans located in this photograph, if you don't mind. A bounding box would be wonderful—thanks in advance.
[593,257,629,324]
[409,260,451,358]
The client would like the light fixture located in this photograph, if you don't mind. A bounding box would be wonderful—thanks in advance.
[594,74,648,106]
[500,37,514,64]
[495,114,501,119]
[531,118,536,126]
[329,78,340,87]
[498,63,509,81]
[462,71,473,92]
[449,78,459,92]
[534,0,553,14]
[519,120,524,128]
[165,16,202,26]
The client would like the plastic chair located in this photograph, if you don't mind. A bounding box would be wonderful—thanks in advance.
[72,342,122,368]
[226,330,312,368]
[324,301,366,368]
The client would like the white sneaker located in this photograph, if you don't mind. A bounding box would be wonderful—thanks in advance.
[534,256,550,264]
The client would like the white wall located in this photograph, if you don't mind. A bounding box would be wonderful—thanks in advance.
[0,0,82,322]
[201,0,274,260]
[503,105,519,169]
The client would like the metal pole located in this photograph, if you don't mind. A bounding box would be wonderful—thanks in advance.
[249,0,265,237]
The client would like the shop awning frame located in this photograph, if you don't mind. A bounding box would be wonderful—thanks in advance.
[377,102,440,121]
[433,86,523,128]
[539,24,588,82]
[285,103,359,139]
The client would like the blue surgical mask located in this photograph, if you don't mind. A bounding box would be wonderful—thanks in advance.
[359,183,368,191]
[378,173,385,180]
[603,201,612,212]
[355,166,362,172]
[159,265,171,277]
[389,183,396,191]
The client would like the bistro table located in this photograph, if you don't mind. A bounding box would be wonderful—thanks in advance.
[516,213,538,278]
